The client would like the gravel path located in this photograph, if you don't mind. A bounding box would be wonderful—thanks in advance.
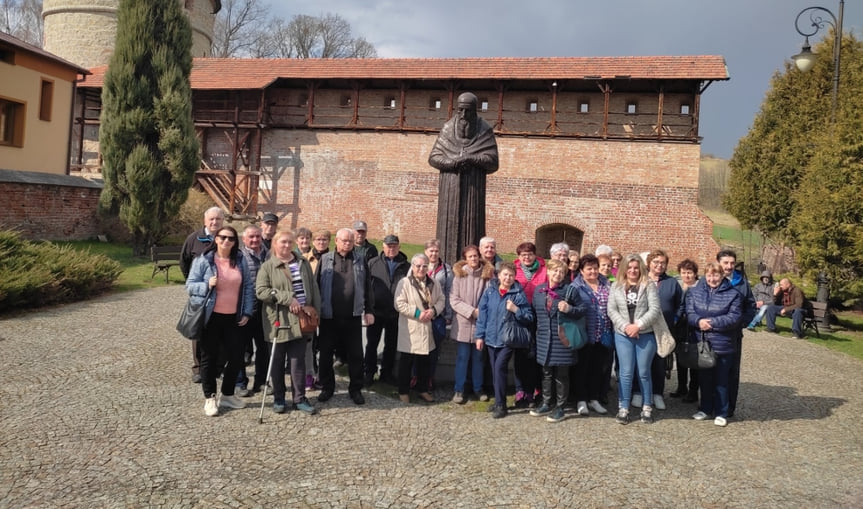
[1,285,861,508]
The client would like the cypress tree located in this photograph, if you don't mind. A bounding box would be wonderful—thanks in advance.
[99,0,199,254]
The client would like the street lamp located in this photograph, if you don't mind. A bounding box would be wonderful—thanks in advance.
[791,1,844,330]
[792,1,844,122]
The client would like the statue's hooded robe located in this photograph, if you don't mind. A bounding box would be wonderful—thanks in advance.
[428,116,499,265]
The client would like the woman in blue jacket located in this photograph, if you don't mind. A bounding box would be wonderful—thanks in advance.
[475,262,534,419]
[186,226,255,417]
[531,259,587,422]
[686,262,742,427]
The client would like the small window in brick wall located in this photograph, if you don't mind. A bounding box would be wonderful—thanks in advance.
[340,95,352,107]
[297,93,308,107]
[527,99,539,113]
[429,98,441,110]
[480,99,489,112]
[680,104,691,115]
[385,96,396,109]
[626,102,637,114]
[579,101,589,113]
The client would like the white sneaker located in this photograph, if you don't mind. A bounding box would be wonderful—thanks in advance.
[714,416,727,427]
[219,394,245,409]
[588,400,607,414]
[204,397,218,416]
[692,411,708,421]
[631,393,642,408]
[653,395,666,410]
[576,401,589,415]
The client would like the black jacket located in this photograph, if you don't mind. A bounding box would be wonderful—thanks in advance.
[368,251,409,317]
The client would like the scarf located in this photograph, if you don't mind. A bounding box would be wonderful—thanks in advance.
[408,275,433,309]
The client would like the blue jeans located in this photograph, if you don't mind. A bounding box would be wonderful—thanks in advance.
[487,345,514,408]
[747,305,768,328]
[454,342,484,394]
[698,352,735,418]
[765,305,805,335]
[614,331,656,409]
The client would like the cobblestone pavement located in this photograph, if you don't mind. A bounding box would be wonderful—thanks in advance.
[1,285,862,508]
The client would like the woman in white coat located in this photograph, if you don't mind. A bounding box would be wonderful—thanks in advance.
[394,253,445,403]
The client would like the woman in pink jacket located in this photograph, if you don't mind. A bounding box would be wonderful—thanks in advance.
[449,245,495,403]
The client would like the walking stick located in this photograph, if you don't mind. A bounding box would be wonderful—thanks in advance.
[258,300,281,424]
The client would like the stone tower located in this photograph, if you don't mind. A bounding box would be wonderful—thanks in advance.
[42,0,221,69]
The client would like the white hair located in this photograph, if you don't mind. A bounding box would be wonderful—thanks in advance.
[550,242,570,256]
[204,206,224,219]
[595,244,613,256]
[479,236,496,248]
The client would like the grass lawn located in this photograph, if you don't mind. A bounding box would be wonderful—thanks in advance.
[58,240,186,291]
[760,311,863,360]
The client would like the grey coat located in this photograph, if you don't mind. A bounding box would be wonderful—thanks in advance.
[607,279,662,336]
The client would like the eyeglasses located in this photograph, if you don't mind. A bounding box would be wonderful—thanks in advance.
[413,264,429,269]
[216,235,236,242]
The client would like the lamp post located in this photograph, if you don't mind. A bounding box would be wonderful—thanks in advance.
[792,1,844,123]
[791,1,844,331]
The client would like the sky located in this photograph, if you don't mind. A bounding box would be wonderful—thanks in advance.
[264,0,860,159]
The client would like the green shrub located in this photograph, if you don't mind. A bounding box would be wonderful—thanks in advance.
[0,231,122,312]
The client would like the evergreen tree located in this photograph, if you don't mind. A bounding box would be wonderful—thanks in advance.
[789,35,863,301]
[99,0,199,254]
[724,33,862,301]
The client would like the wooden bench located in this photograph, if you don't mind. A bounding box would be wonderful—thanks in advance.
[151,245,182,283]
[802,301,828,338]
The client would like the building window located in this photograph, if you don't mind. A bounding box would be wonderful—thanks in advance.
[0,97,26,147]
[297,93,309,107]
[0,48,14,64]
[384,96,396,109]
[340,95,352,107]
[579,101,589,113]
[680,104,691,115]
[626,102,637,114]
[479,98,489,112]
[527,100,538,113]
[429,98,441,110]
[39,79,54,121]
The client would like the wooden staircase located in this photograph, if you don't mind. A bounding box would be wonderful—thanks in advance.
[195,162,260,218]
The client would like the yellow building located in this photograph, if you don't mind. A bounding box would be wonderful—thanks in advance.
[1,31,89,175]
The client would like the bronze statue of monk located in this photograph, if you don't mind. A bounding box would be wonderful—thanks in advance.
[429,92,499,265]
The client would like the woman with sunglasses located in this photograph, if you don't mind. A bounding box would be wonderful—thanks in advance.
[186,225,255,417]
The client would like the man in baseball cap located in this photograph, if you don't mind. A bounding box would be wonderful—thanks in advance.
[351,219,378,263]
[261,213,278,250]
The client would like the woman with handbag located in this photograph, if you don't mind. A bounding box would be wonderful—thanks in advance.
[449,244,495,404]
[531,259,587,422]
[256,230,321,415]
[670,259,700,402]
[475,262,535,419]
[186,226,255,417]
[394,253,445,404]
[685,262,743,427]
[607,254,663,424]
[570,254,614,416]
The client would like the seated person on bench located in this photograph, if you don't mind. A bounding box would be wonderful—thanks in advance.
[764,278,807,339]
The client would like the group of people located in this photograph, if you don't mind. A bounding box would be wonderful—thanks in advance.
[180,208,770,427]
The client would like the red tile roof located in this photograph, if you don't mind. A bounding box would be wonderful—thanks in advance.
[81,55,728,90]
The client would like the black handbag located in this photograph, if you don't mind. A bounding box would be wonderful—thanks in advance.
[176,289,212,340]
[501,311,531,349]
[677,332,717,369]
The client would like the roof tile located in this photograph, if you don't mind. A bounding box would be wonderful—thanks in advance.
[81,55,728,90]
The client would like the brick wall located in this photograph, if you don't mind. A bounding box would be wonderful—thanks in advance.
[242,130,718,268]
[0,170,102,241]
